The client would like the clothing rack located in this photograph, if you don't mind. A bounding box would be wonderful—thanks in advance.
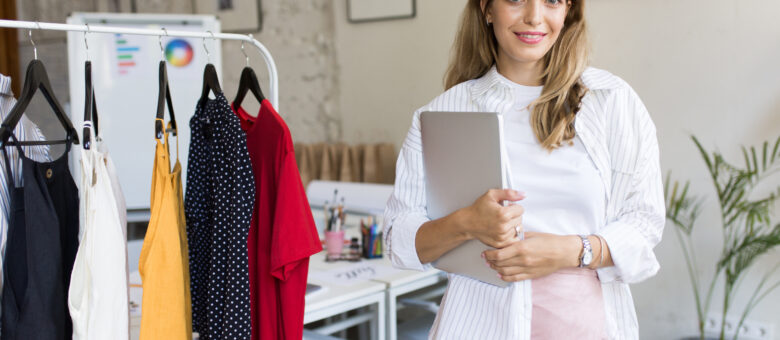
[0,18,279,110]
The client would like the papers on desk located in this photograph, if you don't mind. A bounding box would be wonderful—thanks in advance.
[305,283,329,300]
[309,262,403,286]
[129,270,142,317]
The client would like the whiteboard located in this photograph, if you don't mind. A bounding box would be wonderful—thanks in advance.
[66,13,222,214]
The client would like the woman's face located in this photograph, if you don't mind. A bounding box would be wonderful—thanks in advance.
[483,0,570,66]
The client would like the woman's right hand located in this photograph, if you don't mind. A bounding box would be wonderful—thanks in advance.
[457,189,526,249]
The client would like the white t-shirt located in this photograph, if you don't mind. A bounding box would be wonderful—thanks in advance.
[500,76,606,237]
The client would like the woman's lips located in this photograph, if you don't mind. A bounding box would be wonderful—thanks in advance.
[514,31,546,44]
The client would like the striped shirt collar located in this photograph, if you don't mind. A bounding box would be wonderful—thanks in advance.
[0,74,13,97]
[470,64,623,97]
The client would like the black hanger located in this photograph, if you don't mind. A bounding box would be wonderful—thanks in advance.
[232,66,265,112]
[155,61,177,139]
[198,63,222,106]
[82,61,99,150]
[0,60,80,147]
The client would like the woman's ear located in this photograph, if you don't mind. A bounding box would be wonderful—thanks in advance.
[481,0,493,24]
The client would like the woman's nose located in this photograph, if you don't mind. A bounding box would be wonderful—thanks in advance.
[523,1,543,27]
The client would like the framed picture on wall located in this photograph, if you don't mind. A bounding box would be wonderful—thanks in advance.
[347,0,416,23]
[194,0,263,32]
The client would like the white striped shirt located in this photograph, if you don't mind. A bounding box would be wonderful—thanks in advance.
[0,74,52,321]
[384,66,665,339]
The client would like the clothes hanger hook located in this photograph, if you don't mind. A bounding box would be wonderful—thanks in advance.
[203,30,216,64]
[29,22,40,60]
[242,34,252,67]
[84,23,90,61]
[159,27,168,61]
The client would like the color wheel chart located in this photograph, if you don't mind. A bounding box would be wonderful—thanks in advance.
[164,39,194,67]
[115,34,140,75]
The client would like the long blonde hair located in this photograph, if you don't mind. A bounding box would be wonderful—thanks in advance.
[444,0,589,151]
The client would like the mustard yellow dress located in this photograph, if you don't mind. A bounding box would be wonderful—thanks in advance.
[138,121,192,340]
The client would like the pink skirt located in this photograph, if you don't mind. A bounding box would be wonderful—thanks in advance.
[530,267,606,340]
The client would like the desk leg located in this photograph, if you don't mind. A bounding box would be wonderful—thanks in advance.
[386,290,397,340]
[376,295,386,340]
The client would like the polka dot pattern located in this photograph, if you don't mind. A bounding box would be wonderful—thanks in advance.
[185,92,254,340]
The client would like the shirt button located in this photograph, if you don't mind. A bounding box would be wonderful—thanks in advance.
[46,169,53,179]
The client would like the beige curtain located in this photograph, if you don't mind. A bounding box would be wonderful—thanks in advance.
[294,143,396,188]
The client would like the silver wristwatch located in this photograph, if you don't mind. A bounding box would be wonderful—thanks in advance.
[578,235,593,268]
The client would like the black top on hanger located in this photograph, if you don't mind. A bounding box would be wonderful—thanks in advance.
[0,59,80,147]
[198,63,222,106]
[156,61,178,139]
[83,61,99,150]
[232,66,265,111]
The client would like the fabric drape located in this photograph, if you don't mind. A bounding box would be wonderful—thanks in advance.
[294,143,395,187]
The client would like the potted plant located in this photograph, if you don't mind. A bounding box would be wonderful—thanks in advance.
[664,135,780,340]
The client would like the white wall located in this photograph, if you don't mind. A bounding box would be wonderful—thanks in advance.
[333,1,780,339]
[334,0,467,145]
[587,1,780,338]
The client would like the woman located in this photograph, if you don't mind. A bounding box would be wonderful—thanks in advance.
[384,0,665,339]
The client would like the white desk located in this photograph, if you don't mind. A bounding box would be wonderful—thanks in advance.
[305,255,388,340]
[370,268,447,340]
[306,209,447,340]
[307,249,446,340]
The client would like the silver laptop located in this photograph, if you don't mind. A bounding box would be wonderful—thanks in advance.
[420,111,510,288]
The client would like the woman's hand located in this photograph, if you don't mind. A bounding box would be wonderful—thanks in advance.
[482,232,582,282]
[458,189,526,249]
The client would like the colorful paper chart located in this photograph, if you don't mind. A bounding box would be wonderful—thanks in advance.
[115,34,140,75]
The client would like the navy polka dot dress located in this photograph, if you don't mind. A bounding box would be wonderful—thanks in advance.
[185,92,254,340]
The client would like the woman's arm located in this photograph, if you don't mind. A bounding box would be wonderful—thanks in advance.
[416,189,526,264]
[483,232,613,282]
[593,87,665,284]
[414,210,472,264]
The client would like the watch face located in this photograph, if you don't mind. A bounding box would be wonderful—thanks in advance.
[583,252,593,265]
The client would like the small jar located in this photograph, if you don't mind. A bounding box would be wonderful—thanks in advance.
[349,237,361,261]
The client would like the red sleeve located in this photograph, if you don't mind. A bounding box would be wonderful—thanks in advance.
[270,148,323,281]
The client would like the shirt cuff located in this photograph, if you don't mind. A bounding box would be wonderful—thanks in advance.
[596,219,660,284]
[387,213,432,272]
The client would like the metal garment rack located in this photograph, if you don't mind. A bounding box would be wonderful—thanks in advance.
[0,19,279,110]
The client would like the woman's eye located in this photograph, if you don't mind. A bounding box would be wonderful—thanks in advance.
[507,0,562,5]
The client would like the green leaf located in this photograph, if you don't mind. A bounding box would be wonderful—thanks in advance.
[751,146,759,179]
[762,141,768,172]
[691,136,713,173]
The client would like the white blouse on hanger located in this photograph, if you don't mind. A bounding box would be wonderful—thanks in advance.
[69,125,129,340]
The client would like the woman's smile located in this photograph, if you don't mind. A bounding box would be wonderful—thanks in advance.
[514,31,547,44]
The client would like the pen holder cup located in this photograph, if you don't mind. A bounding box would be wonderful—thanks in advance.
[361,231,383,259]
[325,230,345,256]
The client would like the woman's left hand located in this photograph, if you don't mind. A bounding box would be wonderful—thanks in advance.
[482,232,582,282]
